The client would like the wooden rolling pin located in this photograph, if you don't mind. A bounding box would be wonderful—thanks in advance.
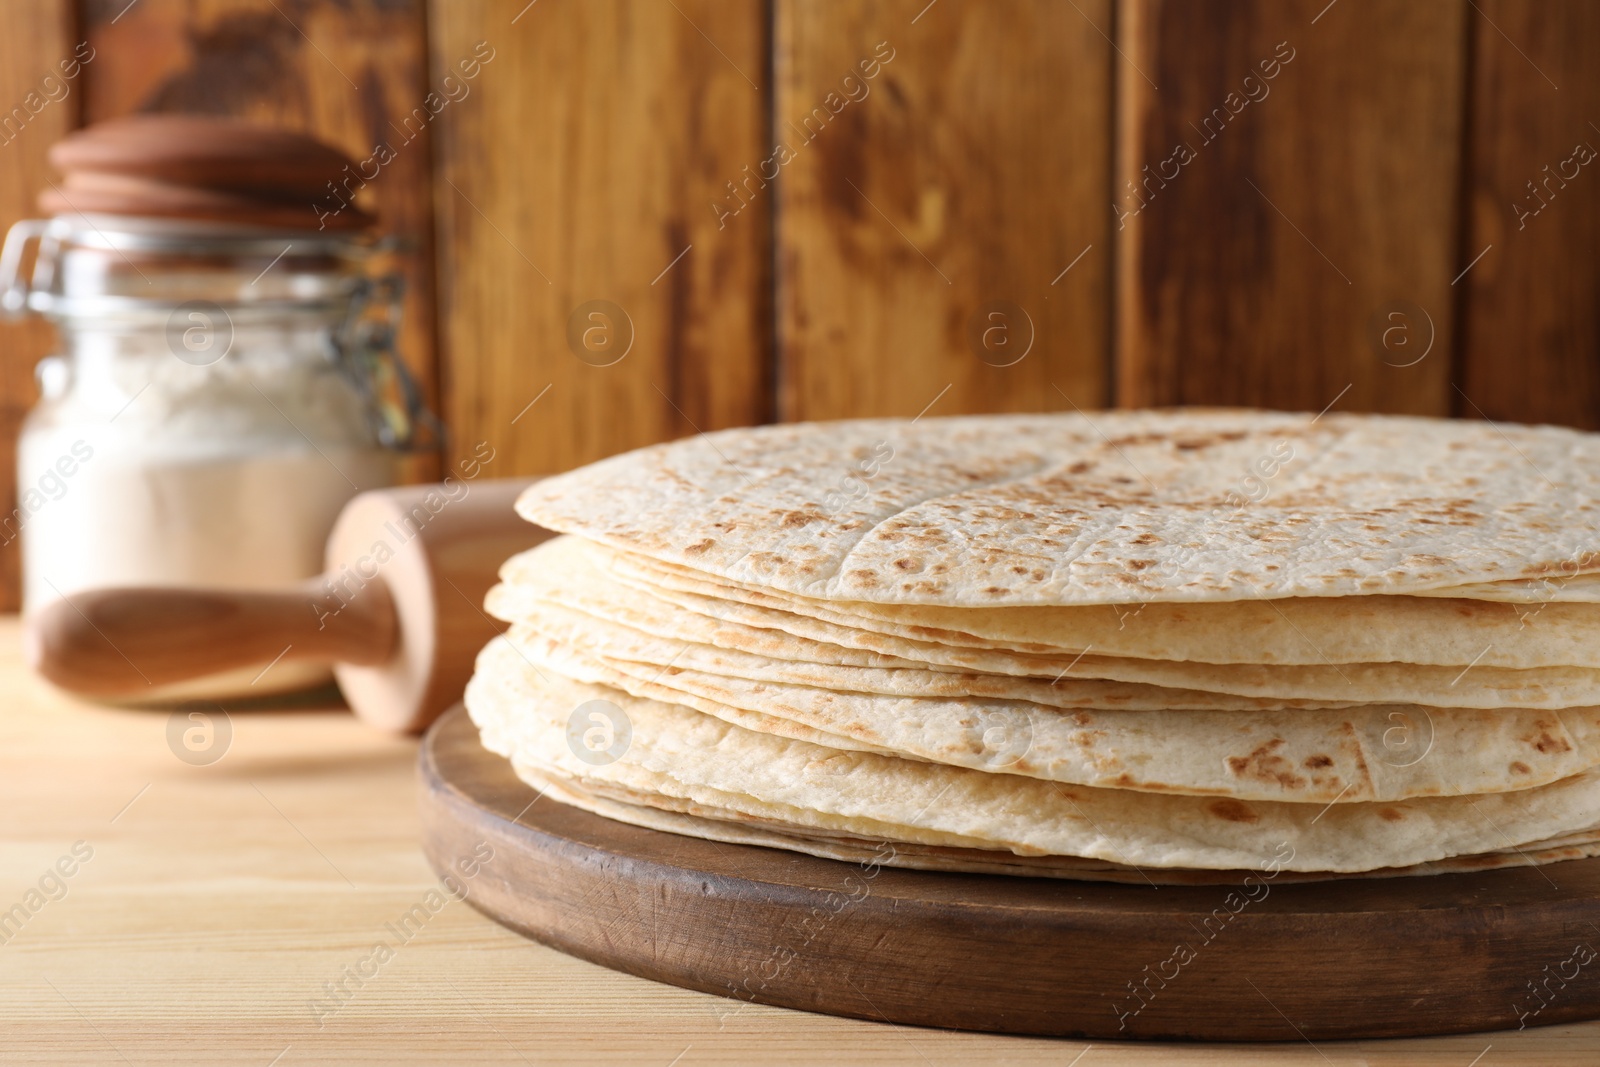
[24,478,550,733]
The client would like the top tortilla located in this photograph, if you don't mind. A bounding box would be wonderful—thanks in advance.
[514,410,1600,606]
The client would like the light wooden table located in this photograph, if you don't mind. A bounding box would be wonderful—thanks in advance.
[1,618,1596,1066]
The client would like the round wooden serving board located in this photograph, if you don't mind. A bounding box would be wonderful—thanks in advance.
[420,705,1600,1041]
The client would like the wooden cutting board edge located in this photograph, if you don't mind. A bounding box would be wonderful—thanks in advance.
[418,704,1600,1042]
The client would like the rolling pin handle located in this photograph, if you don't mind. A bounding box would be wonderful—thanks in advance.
[23,581,399,700]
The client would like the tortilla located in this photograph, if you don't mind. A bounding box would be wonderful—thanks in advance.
[467,640,1600,874]
[475,410,1600,878]
[495,594,1365,712]
[492,538,1600,709]
[502,626,1600,803]
[596,541,1600,668]
[1415,572,1600,603]
[520,765,1600,885]
[513,411,1600,606]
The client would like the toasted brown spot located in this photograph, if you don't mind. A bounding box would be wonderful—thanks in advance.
[1510,761,1532,775]
[1207,799,1259,824]
[1104,432,1167,449]
[685,538,715,554]
[1303,754,1334,769]
[1454,853,1502,869]
[1225,738,1308,790]
[1521,724,1572,755]
[1378,807,1405,822]
[1130,533,1160,545]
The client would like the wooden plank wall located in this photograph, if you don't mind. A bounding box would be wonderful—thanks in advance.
[1457,0,1600,429]
[774,0,1111,420]
[428,0,771,476]
[0,0,1595,612]
[1115,0,1465,417]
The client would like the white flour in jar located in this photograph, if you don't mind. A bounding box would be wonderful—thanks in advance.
[18,339,395,698]
[19,438,391,602]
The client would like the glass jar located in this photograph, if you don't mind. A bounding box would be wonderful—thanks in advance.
[1,214,432,697]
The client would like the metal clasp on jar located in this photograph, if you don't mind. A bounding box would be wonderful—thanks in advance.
[335,268,441,453]
[0,218,60,316]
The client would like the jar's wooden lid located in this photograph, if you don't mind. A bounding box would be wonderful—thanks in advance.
[40,115,376,232]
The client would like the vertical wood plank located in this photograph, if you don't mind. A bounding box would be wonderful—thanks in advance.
[430,0,771,475]
[775,0,1111,421]
[79,0,441,478]
[1116,0,1465,416]
[1457,0,1600,429]
[0,0,77,611]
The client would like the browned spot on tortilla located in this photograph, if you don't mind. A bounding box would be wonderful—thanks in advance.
[1520,722,1572,755]
[846,569,879,588]
[1225,738,1308,790]
[1127,559,1157,571]
[1453,853,1503,869]
[1067,461,1093,474]
[1130,533,1159,545]
[1378,807,1405,822]
[685,538,715,554]
[1103,432,1167,449]
[1171,431,1252,451]
[894,557,918,570]
[1339,720,1374,797]
[1207,799,1259,824]
[1303,754,1334,769]
[780,510,822,528]
[1510,761,1532,775]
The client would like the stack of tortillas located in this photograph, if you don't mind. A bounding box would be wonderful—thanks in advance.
[466,410,1600,883]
